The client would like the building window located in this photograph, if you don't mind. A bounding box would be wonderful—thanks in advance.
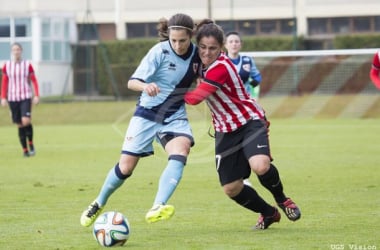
[147,23,157,38]
[0,18,10,37]
[126,23,157,38]
[0,17,32,60]
[15,18,31,37]
[238,20,257,36]
[0,42,10,59]
[78,24,98,41]
[217,20,236,34]
[375,16,380,31]
[127,23,145,38]
[353,17,370,32]
[259,20,277,34]
[41,18,71,62]
[331,17,350,34]
[308,18,328,35]
[280,19,294,35]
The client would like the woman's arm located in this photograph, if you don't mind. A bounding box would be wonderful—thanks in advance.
[184,81,218,105]
[128,78,160,97]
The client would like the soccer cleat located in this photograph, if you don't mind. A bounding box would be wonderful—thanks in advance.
[29,145,35,156]
[278,198,301,221]
[254,207,281,230]
[23,151,30,157]
[145,204,175,223]
[80,201,103,227]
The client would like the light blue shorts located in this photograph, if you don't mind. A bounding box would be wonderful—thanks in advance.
[121,116,194,157]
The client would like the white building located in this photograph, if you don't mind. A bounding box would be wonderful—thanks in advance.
[0,0,379,97]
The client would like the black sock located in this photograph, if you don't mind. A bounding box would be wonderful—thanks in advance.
[114,162,131,180]
[24,124,33,143]
[231,185,274,216]
[18,127,27,151]
[258,164,287,203]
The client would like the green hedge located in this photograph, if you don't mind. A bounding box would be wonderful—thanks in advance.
[333,34,380,49]
[95,34,379,97]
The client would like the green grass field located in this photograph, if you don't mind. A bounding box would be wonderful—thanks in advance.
[0,101,379,250]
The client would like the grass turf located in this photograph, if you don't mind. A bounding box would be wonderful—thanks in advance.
[0,101,379,249]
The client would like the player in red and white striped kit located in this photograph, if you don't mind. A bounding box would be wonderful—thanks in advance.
[1,43,40,157]
[370,50,380,89]
[185,19,301,230]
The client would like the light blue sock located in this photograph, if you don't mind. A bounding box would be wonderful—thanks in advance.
[96,163,129,206]
[153,156,186,205]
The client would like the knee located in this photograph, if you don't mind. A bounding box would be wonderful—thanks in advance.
[250,155,271,175]
[223,180,244,198]
[21,118,31,127]
[118,156,138,176]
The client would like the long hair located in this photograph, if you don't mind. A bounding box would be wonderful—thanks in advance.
[157,13,194,41]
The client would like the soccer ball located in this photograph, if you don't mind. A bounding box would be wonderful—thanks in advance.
[93,211,130,247]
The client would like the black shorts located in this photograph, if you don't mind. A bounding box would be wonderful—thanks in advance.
[215,119,272,186]
[8,99,32,124]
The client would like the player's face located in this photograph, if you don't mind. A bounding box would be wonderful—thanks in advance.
[169,29,191,56]
[11,45,22,61]
[225,34,242,55]
[198,36,222,68]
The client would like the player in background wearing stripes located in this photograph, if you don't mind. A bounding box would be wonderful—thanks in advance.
[80,13,200,227]
[1,42,40,157]
[369,50,380,89]
[224,31,262,187]
[184,19,301,230]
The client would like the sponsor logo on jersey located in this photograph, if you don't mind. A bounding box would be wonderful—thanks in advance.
[168,62,176,70]
[243,64,251,72]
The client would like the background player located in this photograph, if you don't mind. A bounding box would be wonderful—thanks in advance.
[185,19,301,230]
[224,31,262,100]
[80,13,199,227]
[1,42,40,157]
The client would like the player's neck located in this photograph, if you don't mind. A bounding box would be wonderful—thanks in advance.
[13,58,22,63]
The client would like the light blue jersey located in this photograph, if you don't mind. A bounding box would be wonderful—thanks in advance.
[230,55,262,99]
[131,41,199,124]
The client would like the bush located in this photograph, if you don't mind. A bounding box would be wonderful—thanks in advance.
[333,34,380,49]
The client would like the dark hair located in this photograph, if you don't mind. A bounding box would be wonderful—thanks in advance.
[225,31,242,41]
[157,13,194,41]
[195,19,225,46]
[225,31,239,37]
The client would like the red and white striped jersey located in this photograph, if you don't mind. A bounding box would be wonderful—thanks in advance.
[196,53,266,133]
[1,60,39,101]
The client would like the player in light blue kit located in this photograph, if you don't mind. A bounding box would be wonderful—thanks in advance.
[80,13,200,226]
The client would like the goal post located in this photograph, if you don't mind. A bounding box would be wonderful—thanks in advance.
[240,48,380,118]
[241,48,378,96]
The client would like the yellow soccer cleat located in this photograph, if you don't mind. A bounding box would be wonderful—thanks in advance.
[80,201,104,227]
[145,204,175,223]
